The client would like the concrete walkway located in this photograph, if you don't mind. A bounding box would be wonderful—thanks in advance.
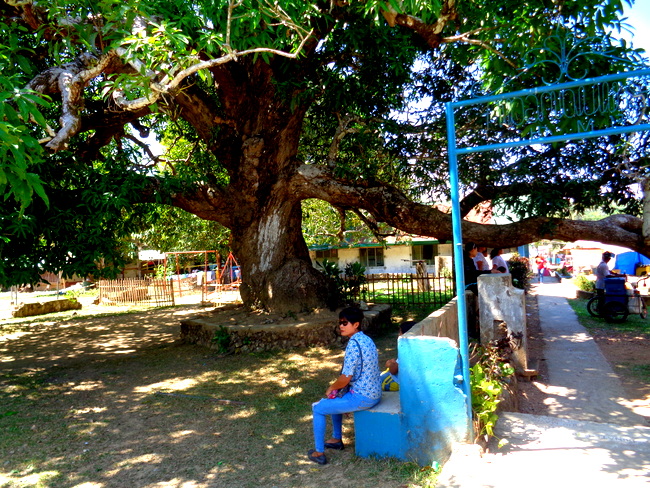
[436,279,650,488]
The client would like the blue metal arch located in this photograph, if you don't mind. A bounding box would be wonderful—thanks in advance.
[446,67,650,432]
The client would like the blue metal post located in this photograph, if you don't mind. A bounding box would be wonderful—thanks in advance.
[445,101,473,431]
[443,68,650,442]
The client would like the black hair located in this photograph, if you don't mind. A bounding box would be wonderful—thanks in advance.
[490,247,502,259]
[339,307,365,326]
[464,242,477,253]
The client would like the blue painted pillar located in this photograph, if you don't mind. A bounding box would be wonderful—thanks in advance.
[398,335,469,465]
[446,101,473,430]
[354,335,469,465]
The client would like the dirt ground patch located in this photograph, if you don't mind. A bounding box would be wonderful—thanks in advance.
[590,329,650,419]
[1,289,648,487]
[0,303,419,488]
[514,287,650,422]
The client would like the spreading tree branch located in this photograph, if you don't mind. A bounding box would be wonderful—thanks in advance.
[381,0,517,68]
[293,164,646,252]
[326,114,363,167]
[27,50,123,151]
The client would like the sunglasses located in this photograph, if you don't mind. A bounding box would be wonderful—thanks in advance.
[339,320,353,326]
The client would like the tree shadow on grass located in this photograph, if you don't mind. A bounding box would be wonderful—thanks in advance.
[0,311,416,488]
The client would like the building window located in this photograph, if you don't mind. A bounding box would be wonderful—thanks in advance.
[315,249,338,260]
[360,247,384,267]
[412,244,437,265]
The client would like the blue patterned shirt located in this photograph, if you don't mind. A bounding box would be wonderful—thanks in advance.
[341,331,381,400]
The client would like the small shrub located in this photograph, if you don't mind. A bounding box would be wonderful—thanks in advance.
[342,261,366,302]
[64,288,98,299]
[316,259,367,307]
[316,258,340,280]
[212,326,231,353]
[573,274,595,292]
[316,258,343,308]
[470,343,515,443]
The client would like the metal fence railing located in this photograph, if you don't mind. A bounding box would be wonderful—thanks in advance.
[98,279,175,306]
[359,273,455,308]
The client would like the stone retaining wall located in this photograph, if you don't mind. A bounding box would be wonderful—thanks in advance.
[12,298,82,318]
[179,304,392,353]
[576,289,594,300]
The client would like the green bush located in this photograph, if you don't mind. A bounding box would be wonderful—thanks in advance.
[573,274,596,292]
[316,258,367,307]
[342,261,366,301]
[470,343,515,443]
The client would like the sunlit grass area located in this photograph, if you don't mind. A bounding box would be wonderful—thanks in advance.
[567,297,650,335]
[0,310,440,488]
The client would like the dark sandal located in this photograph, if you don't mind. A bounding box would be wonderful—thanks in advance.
[324,440,345,450]
[307,449,327,465]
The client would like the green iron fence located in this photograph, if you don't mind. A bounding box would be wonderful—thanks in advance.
[359,273,455,308]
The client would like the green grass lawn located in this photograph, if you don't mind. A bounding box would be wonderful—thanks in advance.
[0,306,442,488]
[567,297,650,335]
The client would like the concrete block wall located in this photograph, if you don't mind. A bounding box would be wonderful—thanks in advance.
[414,297,460,342]
[409,291,476,344]
[354,335,469,465]
[353,392,404,459]
[354,278,528,465]
[354,303,470,465]
[398,335,470,464]
[477,273,528,372]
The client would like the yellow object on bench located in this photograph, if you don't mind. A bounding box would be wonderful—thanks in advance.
[636,265,650,276]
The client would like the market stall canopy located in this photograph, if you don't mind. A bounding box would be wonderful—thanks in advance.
[614,252,650,276]
[560,240,632,256]
[560,241,633,274]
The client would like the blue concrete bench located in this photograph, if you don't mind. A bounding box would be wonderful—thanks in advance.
[354,333,470,466]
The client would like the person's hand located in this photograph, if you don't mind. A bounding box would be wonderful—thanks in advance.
[386,358,398,375]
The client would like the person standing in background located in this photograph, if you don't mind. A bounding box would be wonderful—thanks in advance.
[534,255,547,283]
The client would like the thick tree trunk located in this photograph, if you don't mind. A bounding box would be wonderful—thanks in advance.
[182,61,331,313]
[232,200,329,313]
[643,178,650,248]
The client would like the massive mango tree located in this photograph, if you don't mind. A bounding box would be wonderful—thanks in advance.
[1,0,648,312]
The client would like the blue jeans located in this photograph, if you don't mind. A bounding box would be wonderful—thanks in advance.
[312,391,380,452]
